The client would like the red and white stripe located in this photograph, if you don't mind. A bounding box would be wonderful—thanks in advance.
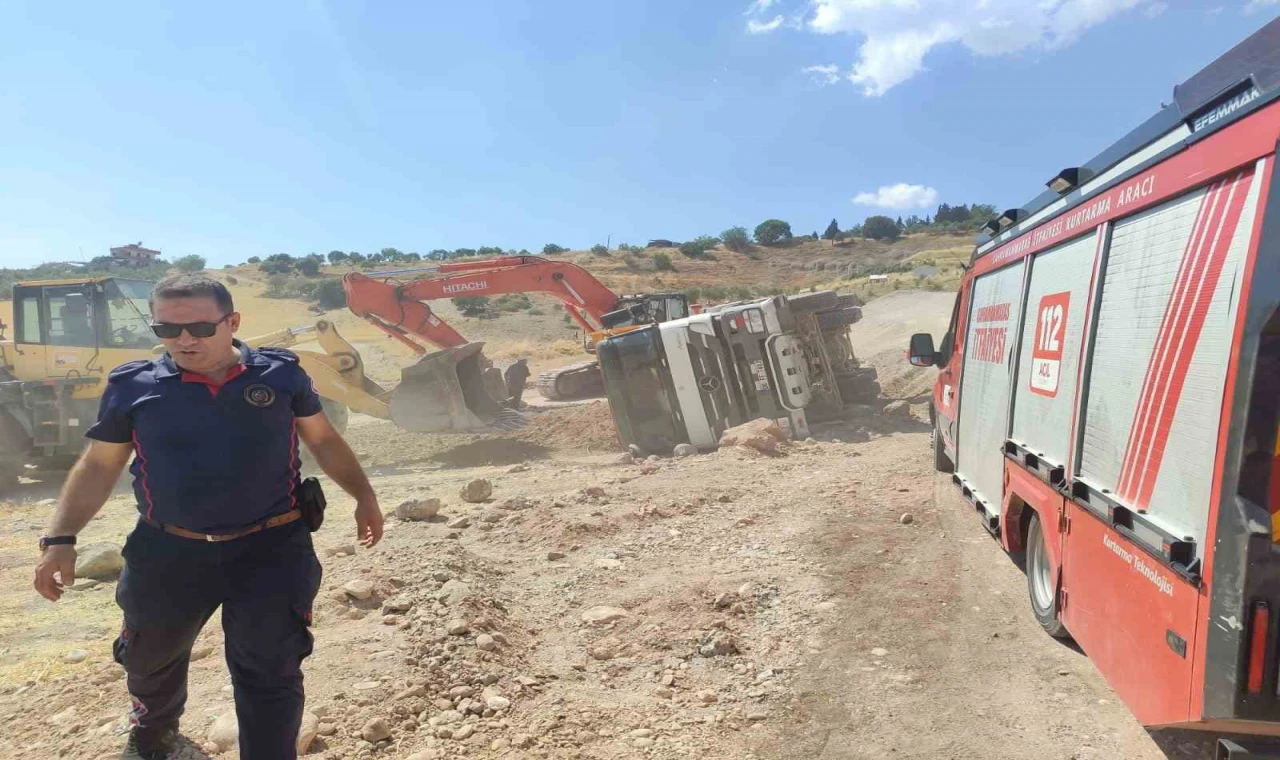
[1116,168,1255,508]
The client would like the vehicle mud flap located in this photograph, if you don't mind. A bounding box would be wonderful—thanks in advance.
[389,343,528,433]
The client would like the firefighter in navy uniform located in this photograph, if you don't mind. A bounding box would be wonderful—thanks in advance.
[32,275,384,760]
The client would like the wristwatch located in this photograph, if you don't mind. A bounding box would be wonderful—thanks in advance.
[38,536,76,551]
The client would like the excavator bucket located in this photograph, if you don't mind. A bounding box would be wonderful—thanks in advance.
[389,342,527,433]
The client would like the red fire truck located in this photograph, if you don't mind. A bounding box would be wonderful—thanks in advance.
[909,19,1280,755]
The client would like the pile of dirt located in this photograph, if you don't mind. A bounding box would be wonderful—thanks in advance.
[342,403,621,470]
[866,347,936,402]
[514,401,621,454]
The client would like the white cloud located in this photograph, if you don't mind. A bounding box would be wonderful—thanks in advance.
[853,183,940,209]
[1245,0,1280,13]
[745,0,778,14]
[1143,1,1168,17]
[803,0,1162,96]
[803,64,843,84]
[747,15,785,33]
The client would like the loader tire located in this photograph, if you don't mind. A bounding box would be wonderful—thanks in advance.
[1027,515,1071,640]
[786,291,840,314]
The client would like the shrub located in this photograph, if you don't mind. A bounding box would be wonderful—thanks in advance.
[653,252,676,271]
[720,227,750,252]
[590,244,609,256]
[753,219,792,245]
[542,243,567,255]
[296,258,321,277]
[493,293,533,312]
[264,274,292,298]
[247,256,261,264]
[453,296,491,317]
[315,279,347,309]
[174,254,206,272]
[225,275,239,285]
[679,236,718,258]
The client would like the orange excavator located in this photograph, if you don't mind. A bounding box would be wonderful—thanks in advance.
[342,256,689,431]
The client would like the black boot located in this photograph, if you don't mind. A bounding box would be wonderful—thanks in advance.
[121,726,178,760]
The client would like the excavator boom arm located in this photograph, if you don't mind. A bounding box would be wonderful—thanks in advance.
[343,256,622,351]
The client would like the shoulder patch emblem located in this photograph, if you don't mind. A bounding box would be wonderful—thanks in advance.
[243,384,277,408]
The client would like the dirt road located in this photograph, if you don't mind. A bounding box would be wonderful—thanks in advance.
[0,401,1179,759]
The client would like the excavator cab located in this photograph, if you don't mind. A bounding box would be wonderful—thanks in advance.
[612,293,689,325]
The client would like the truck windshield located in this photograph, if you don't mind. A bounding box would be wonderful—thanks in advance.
[598,327,683,454]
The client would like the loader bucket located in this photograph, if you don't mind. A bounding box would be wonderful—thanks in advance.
[389,343,527,433]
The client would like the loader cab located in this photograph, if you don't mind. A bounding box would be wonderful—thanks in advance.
[12,278,155,351]
[8,278,157,386]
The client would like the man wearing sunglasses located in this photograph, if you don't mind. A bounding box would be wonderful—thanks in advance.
[32,273,384,760]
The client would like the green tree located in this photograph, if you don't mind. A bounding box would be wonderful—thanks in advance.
[753,219,792,245]
[679,235,718,258]
[174,254,206,272]
[542,243,567,255]
[259,253,296,274]
[720,226,750,252]
[590,244,609,256]
[247,256,261,264]
[653,252,676,271]
[862,215,901,241]
[297,257,322,276]
[327,251,348,264]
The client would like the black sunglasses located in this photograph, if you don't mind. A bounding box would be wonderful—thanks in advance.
[150,314,231,339]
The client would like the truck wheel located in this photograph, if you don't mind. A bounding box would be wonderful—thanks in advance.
[1027,514,1070,639]
[786,291,839,314]
[815,306,863,330]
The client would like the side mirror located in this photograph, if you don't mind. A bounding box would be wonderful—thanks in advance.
[909,333,938,368]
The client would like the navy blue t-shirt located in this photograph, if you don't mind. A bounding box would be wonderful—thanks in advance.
[86,341,324,532]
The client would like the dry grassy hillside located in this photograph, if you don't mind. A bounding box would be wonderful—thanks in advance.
[0,232,973,383]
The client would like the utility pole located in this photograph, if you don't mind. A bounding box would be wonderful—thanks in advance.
[606,234,612,251]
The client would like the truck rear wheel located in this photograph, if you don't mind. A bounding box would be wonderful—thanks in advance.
[1027,514,1070,639]
[786,290,839,314]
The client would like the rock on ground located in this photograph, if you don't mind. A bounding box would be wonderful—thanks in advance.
[581,605,628,625]
[883,400,912,418]
[343,579,375,600]
[361,717,392,743]
[395,498,441,521]
[76,544,124,581]
[719,419,789,455]
[460,479,493,503]
[673,443,698,457]
[207,712,238,751]
[296,712,319,754]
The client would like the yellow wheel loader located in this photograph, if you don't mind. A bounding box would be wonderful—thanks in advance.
[0,277,394,490]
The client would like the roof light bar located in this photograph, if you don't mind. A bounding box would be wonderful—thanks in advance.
[997,208,1027,229]
[1047,167,1095,195]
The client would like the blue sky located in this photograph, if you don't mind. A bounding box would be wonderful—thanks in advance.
[0,1,1275,267]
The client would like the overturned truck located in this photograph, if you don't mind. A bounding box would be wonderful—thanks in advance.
[596,291,875,455]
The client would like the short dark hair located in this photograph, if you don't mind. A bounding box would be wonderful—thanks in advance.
[150,274,235,315]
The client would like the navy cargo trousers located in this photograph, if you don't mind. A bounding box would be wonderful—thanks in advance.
[113,518,322,760]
